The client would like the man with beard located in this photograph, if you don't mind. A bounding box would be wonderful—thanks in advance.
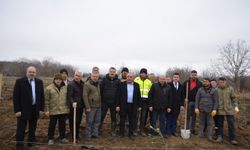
[195,78,218,141]
[183,70,202,135]
[13,66,45,150]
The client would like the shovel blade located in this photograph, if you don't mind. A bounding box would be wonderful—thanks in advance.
[181,129,190,139]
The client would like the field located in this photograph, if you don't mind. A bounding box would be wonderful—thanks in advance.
[0,76,250,150]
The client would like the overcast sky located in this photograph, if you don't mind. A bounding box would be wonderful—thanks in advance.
[1,0,250,74]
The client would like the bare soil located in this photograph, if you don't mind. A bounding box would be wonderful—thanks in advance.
[0,100,250,150]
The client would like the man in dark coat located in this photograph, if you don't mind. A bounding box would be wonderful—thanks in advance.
[182,70,202,135]
[149,75,172,136]
[116,73,141,140]
[100,67,121,136]
[166,72,184,136]
[13,66,45,150]
[67,71,84,142]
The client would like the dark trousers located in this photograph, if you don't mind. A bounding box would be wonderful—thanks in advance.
[217,115,236,140]
[199,112,213,137]
[151,109,166,135]
[69,107,83,140]
[101,102,116,131]
[120,103,136,136]
[187,101,196,133]
[166,113,179,134]
[48,114,67,140]
[214,115,219,136]
[16,106,37,150]
[139,100,149,131]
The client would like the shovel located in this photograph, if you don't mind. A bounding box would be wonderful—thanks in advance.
[73,106,76,144]
[181,83,191,139]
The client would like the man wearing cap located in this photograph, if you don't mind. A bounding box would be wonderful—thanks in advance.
[45,73,69,145]
[60,69,70,86]
[13,66,45,150]
[216,77,239,145]
[134,68,152,136]
[120,67,129,82]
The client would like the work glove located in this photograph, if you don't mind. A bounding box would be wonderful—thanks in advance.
[235,107,239,114]
[211,110,217,117]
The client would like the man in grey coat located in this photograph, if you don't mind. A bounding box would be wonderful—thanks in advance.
[195,78,218,141]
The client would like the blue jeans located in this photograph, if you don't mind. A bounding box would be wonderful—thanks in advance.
[187,101,196,133]
[85,107,101,138]
[151,110,166,135]
[166,113,178,134]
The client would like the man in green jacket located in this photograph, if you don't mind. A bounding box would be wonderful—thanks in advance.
[83,72,102,140]
[216,77,239,145]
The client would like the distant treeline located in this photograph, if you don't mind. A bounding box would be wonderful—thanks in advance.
[0,57,76,77]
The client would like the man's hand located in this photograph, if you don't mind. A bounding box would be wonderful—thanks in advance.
[195,108,199,115]
[72,102,77,108]
[116,107,120,112]
[180,106,184,111]
[185,98,188,103]
[138,107,142,111]
[45,112,50,117]
[15,112,21,117]
[149,107,153,111]
[39,111,44,116]
[167,108,171,112]
[211,110,217,117]
[86,108,91,112]
[235,107,239,114]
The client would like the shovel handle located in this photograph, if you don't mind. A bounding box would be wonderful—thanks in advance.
[73,107,76,144]
[184,83,189,130]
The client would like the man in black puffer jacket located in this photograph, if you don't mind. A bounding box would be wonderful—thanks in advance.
[100,67,121,136]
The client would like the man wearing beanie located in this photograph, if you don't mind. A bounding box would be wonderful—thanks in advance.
[134,68,152,136]
[45,73,69,145]
[120,67,129,82]
[60,69,70,86]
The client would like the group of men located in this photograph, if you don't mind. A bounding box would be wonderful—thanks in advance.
[13,66,240,150]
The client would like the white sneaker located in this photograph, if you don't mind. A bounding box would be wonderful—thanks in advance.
[60,138,69,144]
[48,139,54,145]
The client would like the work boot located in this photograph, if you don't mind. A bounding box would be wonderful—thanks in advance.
[216,135,223,143]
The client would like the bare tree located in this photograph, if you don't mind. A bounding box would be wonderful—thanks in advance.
[212,40,250,90]
[165,67,192,83]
